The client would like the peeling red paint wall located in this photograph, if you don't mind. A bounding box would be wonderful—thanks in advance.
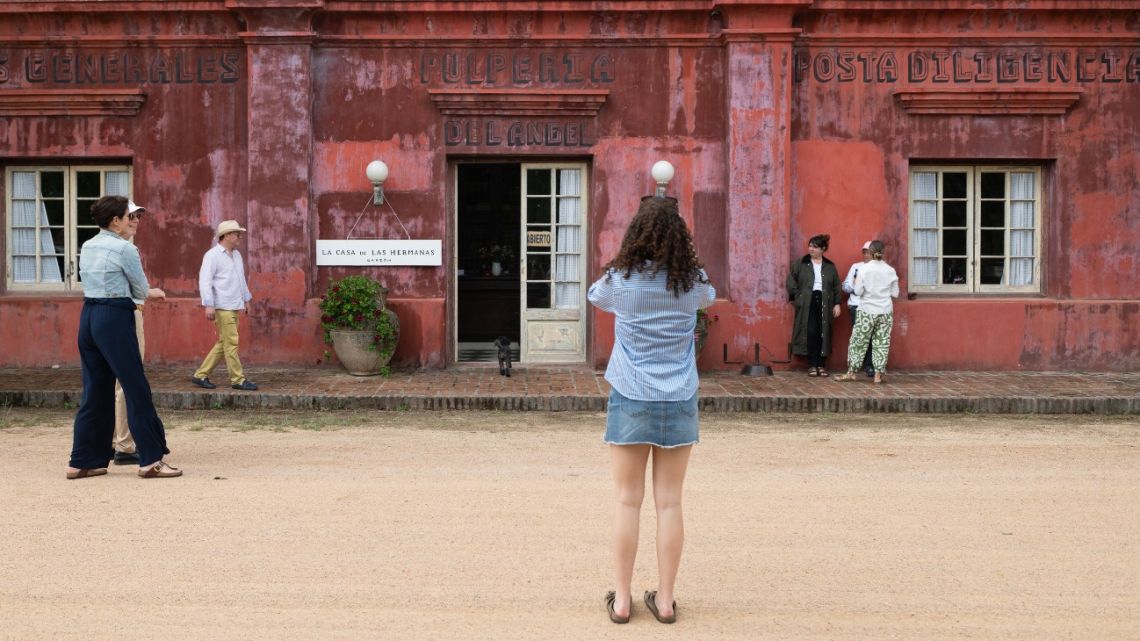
[1,1,1138,371]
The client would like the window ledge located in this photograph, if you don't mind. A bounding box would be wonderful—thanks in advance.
[0,89,146,117]
[429,89,609,117]
[893,88,1082,116]
[906,292,1048,300]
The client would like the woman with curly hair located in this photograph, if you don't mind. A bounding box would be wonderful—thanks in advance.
[587,195,715,625]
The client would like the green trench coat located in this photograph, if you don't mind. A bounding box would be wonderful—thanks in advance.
[786,255,842,358]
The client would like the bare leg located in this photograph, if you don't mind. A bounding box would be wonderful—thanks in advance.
[610,444,650,619]
[651,445,693,619]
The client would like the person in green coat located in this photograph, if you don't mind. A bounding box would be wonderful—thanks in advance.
[786,233,842,376]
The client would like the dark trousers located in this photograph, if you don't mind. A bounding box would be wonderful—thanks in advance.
[69,298,168,468]
[848,305,874,371]
[806,290,825,368]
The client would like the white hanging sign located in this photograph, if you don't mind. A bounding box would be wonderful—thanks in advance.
[316,239,442,266]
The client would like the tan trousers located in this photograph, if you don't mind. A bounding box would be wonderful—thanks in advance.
[113,308,145,454]
[193,309,245,385]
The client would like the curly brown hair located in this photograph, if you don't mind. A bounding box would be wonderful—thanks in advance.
[604,196,707,296]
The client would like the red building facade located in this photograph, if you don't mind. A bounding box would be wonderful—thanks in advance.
[1,0,1138,371]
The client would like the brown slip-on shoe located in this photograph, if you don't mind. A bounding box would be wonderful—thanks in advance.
[138,461,182,478]
[644,590,677,624]
[605,591,630,624]
[66,468,108,480]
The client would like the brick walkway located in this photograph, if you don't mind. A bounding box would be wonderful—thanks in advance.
[1,365,1138,413]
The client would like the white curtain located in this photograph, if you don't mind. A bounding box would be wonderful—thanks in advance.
[911,219,939,287]
[912,172,937,200]
[558,168,581,198]
[1009,173,1036,286]
[912,258,938,286]
[910,172,940,286]
[555,169,582,309]
[913,200,937,229]
[1010,172,1035,200]
[1009,227,1035,286]
[105,171,129,196]
[11,172,62,283]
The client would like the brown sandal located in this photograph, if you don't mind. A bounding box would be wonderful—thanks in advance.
[835,372,857,382]
[138,461,182,478]
[873,372,884,384]
[605,591,630,624]
[807,368,819,377]
[644,590,676,624]
[66,467,107,480]
[817,369,829,377]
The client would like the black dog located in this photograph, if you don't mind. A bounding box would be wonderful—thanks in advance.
[494,336,512,377]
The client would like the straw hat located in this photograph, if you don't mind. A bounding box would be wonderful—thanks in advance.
[216,220,247,239]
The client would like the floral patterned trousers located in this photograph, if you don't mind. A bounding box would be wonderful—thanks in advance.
[847,310,893,374]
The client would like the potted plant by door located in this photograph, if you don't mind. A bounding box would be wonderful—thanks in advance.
[319,274,400,376]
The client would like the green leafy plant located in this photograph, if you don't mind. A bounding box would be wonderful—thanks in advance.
[477,244,514,264]
[319,274,398,358]
[696,308,719,327]
[695,308,719,353]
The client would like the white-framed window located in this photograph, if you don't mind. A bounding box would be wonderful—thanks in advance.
[5,165,132,291]
[909,165,1042,294]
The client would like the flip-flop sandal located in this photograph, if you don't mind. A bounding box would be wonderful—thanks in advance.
[835,372,858,382]
[643,590,676,624]
[605,591,630,624]
[817,370,830,377]
[807,368,819,377]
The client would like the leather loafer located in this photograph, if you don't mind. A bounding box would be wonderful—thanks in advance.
[113,451,140,465]
[190,376,217,389]
[232,380,258,391]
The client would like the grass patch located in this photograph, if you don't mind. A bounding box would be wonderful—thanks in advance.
[162,409,379,433]
[0,407,74,429]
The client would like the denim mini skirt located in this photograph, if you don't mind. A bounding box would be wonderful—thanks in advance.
[604,388,699,448]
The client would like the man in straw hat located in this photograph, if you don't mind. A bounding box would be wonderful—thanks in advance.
[191,219,258,390]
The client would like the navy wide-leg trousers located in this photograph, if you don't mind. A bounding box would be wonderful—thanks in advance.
[69,298,168,469]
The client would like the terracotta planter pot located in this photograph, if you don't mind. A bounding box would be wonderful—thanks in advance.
[329,310,400,376]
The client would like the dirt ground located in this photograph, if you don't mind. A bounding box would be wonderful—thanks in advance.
[1,409,1138,641]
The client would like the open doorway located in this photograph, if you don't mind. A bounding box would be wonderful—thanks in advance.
[454,161,590,364]
[456,163,521,362]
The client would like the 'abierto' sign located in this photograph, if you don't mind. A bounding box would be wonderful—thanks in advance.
[316,240,442,266]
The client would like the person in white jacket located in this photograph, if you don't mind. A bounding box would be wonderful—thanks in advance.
[836,240,898,384]
[842,241,875,377]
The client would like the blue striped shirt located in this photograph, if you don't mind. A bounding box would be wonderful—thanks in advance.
[79,229,149,302]
[588,266,715,401]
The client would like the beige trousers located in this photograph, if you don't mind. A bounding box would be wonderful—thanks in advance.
[113,308,145,454]
[193,309,245,385]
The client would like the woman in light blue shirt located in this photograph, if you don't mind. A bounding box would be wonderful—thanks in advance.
[588,196,715,624]
[67,196,179,480]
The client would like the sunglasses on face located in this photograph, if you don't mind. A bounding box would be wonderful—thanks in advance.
[127,212,142,221]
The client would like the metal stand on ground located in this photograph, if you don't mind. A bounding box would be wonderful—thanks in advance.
[723,343,774,376]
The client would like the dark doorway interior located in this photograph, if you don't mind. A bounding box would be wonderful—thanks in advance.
[457,163,521,360]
